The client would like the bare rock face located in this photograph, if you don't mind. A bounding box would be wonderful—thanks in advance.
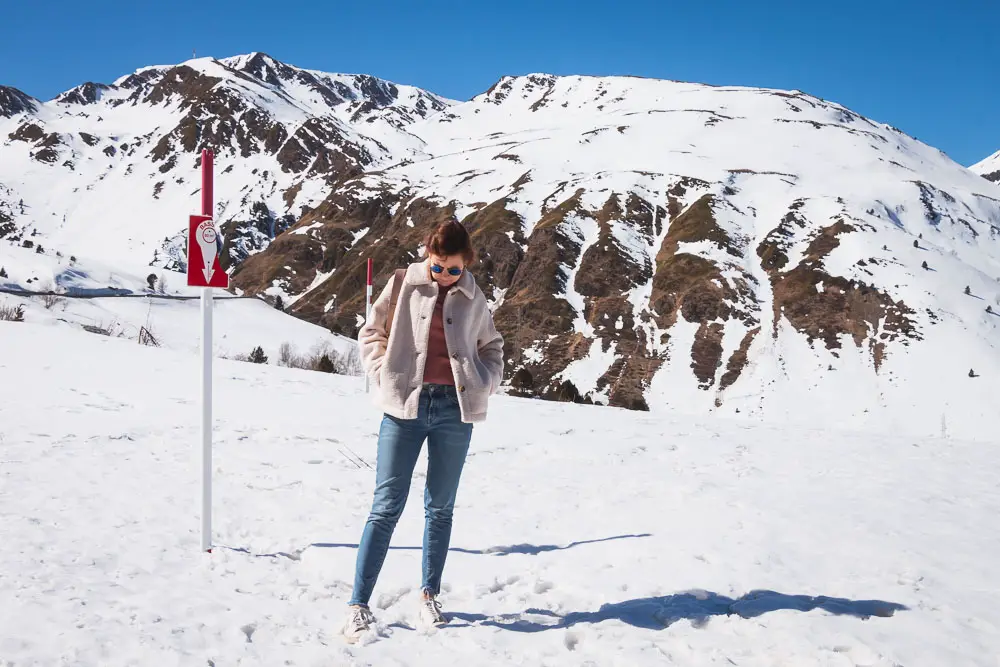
[0,86,38,118]
[55,82,112,106]
[759,213,920,370]
[650,193,760,389]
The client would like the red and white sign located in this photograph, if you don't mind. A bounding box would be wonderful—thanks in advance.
[187,214,229,288]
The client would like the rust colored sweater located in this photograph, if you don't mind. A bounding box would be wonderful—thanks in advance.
[422,284,455,385]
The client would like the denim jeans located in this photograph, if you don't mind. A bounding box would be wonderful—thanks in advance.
[349,384,474,606]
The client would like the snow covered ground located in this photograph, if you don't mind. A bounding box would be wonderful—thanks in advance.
[0,243,355,363]
[2,321,998,666]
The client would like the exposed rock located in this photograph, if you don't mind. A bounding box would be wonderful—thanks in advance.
[56,82,111,106]
[0,86,39,118]
[9,122,46,143]
[219,201,295,271]
[759,213,919,369]
[649,193,760,389]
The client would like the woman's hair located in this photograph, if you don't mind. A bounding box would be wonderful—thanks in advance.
[425,220,475,265]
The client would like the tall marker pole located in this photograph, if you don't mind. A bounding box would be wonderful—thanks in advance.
[201,149,214,553]
[365,258,373,393]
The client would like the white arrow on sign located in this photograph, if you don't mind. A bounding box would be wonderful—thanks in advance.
[197,219,219,285]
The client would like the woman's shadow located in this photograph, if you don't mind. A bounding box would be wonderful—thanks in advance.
[449,589,908,631]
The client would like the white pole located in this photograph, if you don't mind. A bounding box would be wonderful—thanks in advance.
[201,286,213,552]
[364,283,373,393]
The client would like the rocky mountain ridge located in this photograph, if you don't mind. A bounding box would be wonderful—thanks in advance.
[3,55,1000,434]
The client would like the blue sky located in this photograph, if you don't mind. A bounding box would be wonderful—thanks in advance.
[1,0,996,166]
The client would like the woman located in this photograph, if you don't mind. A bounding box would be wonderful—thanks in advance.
[345,220,505,641]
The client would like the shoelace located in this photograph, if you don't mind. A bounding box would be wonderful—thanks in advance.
[351,606,375,627]
[423,597,444,621]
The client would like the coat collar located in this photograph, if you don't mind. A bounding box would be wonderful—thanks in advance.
[404,260,475,299]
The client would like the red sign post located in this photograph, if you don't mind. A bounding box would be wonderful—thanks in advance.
[186,215,229,288]
[188,148,225,553]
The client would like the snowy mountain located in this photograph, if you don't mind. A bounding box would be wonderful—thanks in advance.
[0,52,450,272]
[4,56,1000,436]
[972,149,1000,182]
[233,72,1000,437]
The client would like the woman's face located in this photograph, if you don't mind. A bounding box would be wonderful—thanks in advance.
[427,253,465,287]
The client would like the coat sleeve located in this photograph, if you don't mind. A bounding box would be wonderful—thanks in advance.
[476,302,505,395]
[357,274,397,386]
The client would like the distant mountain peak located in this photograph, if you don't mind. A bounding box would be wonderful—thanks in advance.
[55,82,113,106]
[0,85,39,118]
[972,150,1000,182]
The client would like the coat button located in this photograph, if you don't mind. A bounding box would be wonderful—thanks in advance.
[452,353,458,359]
[459,386,466,392]
[447,318,453,324]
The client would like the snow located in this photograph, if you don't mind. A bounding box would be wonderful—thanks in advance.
[2,320,999,665]
[0,243,353,362]
[970,148,1000,177]
[290,222,323,237]
[289,268,335,307]
[552,337,617,401]
[557,212,600,336]
[350,226,370,246]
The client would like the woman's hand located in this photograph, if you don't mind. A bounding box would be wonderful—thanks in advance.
[476,305,504,394]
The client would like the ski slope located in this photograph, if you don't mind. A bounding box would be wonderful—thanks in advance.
[1,321,998,666]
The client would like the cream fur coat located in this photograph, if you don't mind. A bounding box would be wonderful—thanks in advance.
[358,261,504,423]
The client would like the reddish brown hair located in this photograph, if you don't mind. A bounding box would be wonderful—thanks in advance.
[425,220,475,265]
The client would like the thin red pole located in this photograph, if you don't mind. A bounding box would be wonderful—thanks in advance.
[201,149,214,217]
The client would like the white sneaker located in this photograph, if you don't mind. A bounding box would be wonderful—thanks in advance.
[418,590,448,627]
[343,604,375,643]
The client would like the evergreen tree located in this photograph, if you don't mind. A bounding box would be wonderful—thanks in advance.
[249,346,268,364]
[913,239,919,248]
[275,295,284,311]
[316,354,335,374]
[0,267,6,278]
[965,286,971,295]
[922,260,928,270]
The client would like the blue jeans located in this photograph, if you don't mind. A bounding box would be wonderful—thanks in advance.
[349,384,474,606]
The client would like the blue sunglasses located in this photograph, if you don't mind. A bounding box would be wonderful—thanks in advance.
[431,264,463,276]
